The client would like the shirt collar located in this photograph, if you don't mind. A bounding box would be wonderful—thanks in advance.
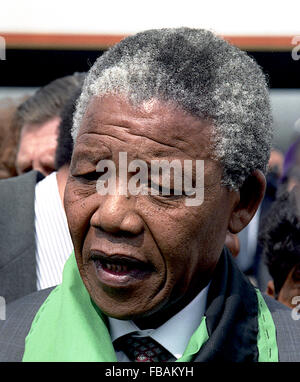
[108,282,210,359]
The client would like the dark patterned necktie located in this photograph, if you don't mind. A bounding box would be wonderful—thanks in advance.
[114,333,176,362]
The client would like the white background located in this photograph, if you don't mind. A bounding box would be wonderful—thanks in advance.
[1,0,300,36]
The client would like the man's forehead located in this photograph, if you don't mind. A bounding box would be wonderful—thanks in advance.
[75,133,189,163]
[22,117,60,136]
[77,95,214,158]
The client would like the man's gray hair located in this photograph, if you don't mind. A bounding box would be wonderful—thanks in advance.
[73,28,273,190]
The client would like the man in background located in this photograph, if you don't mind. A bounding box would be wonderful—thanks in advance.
[260,186,300,310]
[0,78,84,303]
[0,96,28,179]
[15,73,84,176]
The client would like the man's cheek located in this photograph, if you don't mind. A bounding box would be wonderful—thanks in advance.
[70,182,96,201]
[65,202,86,245]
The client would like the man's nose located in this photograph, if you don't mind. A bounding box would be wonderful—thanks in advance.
[90,194,144,235]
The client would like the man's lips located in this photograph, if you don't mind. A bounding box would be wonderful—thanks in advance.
[89,250,154,285]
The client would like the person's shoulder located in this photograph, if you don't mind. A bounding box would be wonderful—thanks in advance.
[263,294,300,362]
[0,287,54,362]
[0,170,45,275]
[0,170,44,195]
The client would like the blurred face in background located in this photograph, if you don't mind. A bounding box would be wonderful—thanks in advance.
[16,116,60,176]
[268,149,284,178]
[278,262,300,309]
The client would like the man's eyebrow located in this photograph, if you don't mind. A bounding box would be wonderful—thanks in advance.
[73,145,112,164]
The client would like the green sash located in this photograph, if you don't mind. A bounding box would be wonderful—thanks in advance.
[23,253,116,362]
[22,252,278,362]
[256,289,279,362]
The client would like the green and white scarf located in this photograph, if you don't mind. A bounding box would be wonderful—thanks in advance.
[22,248,278,362]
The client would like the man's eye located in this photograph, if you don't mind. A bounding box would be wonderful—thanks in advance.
[77,172,99,182]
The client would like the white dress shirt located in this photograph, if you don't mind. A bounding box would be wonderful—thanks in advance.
[109,283,210,361]
[34,171,73,290]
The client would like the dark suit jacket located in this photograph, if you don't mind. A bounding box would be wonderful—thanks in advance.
[0,171,44,303]
[0,287,299,362]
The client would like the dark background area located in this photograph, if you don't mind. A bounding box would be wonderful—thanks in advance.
[0,49,299,88]
[0,49,104,87]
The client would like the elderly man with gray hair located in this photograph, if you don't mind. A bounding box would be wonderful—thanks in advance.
[0,27,299,362]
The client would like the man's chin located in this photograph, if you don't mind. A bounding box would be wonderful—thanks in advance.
[90,290,172,327]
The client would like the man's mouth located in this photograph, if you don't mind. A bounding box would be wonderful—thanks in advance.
[90,251,153,286]
[101,262,130,274]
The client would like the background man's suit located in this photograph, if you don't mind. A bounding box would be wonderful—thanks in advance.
[0,171,44,303]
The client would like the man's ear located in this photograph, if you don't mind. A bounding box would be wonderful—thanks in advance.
[266,280,276,298]
[228,170,266,234]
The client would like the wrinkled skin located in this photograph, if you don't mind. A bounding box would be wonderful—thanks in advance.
[64,95,265,329]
